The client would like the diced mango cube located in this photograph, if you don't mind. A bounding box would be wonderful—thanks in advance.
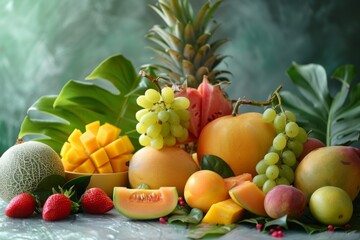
[110,153,132,172]
[202,199,245,225]
[97,162,113,173]
[90,147,110,168]
[68,129,85,150]
[80,130,100,154]
[104,136,134,158]
[73,159,96,173]
[60,142,71,158]
[96,123,121,147]
[65,147,88,165]
[61,158,76,172]
[86,120,100,136]
[120,135,135,153]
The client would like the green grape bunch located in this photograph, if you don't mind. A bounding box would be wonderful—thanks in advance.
[135,87,191,150]
[253,108,308,193]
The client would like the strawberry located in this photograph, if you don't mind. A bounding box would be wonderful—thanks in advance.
[42,187,79,221]
[81,188,114,214]
[5,193,37,218]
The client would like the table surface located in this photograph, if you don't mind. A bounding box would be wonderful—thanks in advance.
[1,200,360,240]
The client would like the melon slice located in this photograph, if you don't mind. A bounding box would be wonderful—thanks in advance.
[202,198,245,225]
[229,181,267,217]
[224,173,253,191]
[60,121,135,173]
[113,187,178,220]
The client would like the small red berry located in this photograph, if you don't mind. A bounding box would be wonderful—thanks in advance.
[179,200,186,206]
[328,225,335,232]
[256,223,263,231]
[277,230,284,237]
[344,223,351,230]
[269,228,275,234]
[159,216,168,224]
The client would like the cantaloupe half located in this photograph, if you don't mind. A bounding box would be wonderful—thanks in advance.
[60,121,135,173]
[229,181,267,217]
[113,187,178,220]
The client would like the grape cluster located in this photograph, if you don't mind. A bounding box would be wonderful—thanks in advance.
[253,108,308,193]
[135,87,191,149]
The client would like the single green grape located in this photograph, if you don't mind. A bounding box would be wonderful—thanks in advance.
[263,179,276,193]
[264,152,280,165]
[272,133,287,151]
[279,164,295,184]
[282,150,297,167]
[274,114,286,133]
[266,165,280,180]
[172,97,190,110]
[144,89,161,103]
[255,159,268,174]
[285,121,299,138]
[287,139,304,157]
[262,108,277,123]
[253,174,268,188]
[161,87,174,104]
[136,95,154,109]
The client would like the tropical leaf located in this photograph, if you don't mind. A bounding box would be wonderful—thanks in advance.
[280,63,360,146]
[18,55,156,154]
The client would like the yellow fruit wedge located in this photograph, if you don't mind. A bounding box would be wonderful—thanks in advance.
[60,121,135,174]
[202,198,245,225]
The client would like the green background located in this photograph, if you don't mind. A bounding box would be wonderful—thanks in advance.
[1,0,359,155]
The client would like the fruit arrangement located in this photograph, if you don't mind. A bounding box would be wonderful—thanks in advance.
[1,0,360,239]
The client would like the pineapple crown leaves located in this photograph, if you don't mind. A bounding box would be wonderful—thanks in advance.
[280,62,360,146]
[18,55,157,154]
[146,0,230,88]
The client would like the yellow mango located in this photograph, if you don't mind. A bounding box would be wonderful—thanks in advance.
[61,158,76,172]
[80,130,100,154]
[104,136,134,158]
[73,159,96,173]
[110,153,132,173]
[96,123,121,147]
[60,142,72,158]
[65,147,88,165]
[68,129,85,150]
[202,198,245,225]
[98,162,113,173]
[90,148,110,168]
[85,120,100,136]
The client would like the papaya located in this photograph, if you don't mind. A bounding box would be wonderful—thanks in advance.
[224,173,253,191]
[229,181,267,217]
[202,198,245,225]
[113,187,178,220]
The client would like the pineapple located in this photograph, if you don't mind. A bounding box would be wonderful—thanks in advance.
[146,0,230,88]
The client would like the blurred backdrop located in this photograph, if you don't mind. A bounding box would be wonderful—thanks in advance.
[1,0,360,155]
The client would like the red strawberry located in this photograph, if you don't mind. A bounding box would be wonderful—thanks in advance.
[5,193,36,218]
[42,187,79,221]
[81,188,114,214]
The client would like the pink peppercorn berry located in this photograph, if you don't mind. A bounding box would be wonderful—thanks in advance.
[271,230,284,238]
[159,216,168,224]
[178,196,186,206]
[256,223,263,231]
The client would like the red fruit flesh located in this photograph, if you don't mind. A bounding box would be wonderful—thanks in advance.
[42,194,72,221]
[81,188,114,214]
[198,77,232,130]
[5,193,36,218]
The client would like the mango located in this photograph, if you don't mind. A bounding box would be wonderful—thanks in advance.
[295,146,360,201]
[202,198,245,225]
[264,185,307,219]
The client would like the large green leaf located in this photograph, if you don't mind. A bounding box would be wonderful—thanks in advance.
[18,55,156,154]
[280,63,360,146]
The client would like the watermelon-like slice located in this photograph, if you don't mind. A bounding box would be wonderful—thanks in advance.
[198,77,233,130]
[175,76,232,140]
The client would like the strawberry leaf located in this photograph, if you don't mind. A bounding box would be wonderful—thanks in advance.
[18,55,156,154]
[280,63,359,146]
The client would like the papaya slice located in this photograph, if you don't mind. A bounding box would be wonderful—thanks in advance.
[229,181,267,217]
[113,187,178,220]
[224,173,253,191]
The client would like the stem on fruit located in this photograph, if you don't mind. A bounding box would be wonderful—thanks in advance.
[232,85,283,116]
[138,70,162,91]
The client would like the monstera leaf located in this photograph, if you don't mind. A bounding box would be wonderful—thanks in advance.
[280,63,360,146]
[18,55,156,154]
